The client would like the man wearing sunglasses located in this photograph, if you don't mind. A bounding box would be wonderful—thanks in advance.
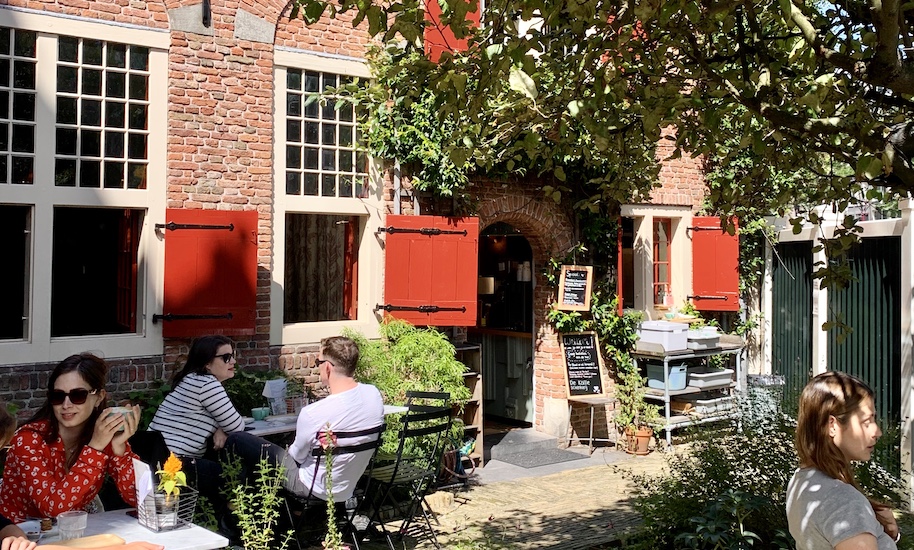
[285,336,384,502]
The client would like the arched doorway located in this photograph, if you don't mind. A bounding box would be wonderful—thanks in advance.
[473,222,534,425]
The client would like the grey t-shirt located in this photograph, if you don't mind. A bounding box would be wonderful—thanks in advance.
[786,467,896,550]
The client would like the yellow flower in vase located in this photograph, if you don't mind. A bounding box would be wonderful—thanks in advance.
[156,452,187,502]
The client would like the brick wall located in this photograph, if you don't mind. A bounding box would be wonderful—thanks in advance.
[649,127,707,209]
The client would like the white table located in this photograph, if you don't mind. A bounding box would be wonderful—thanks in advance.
[39,509,228,550]
[246,405,409,437]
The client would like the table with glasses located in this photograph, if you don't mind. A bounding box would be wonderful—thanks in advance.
[37,509,228,550]
[246,404,409,437]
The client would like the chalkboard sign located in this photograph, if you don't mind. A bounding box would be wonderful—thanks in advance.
[557,265,593,311]
[560,331,606,397]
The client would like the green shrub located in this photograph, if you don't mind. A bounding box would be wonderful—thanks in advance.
[223,369,299,415]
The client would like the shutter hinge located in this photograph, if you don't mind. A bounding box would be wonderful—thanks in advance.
[153,312,234,324]
[374,304,467,314]
[687,295,728,301]
[376,226,467,237]
[155,222,234,232]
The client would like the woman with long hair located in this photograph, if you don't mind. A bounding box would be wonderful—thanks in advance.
[149,335,279,532]
[787,371,898,549]
[0,353,141,522]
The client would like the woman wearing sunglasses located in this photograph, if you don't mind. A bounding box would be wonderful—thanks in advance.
[148,335,278,535]
[0,353,141,522]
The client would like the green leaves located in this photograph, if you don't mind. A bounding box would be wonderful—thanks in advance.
[508,67,537,100]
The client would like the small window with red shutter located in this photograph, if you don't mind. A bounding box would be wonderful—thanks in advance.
[381,214,478,327]
[424,0,480,62]
[690,216,739,312]
[158,209,259,338]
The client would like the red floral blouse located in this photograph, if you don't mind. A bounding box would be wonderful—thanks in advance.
[0,420,139,522]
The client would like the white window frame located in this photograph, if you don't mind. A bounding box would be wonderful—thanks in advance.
[272,49,383,345]
[0,8,167,365]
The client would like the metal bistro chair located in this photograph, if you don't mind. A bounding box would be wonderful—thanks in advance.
[283,423,386,550]
[365,402,452,549]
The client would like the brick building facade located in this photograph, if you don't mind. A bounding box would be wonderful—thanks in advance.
[0,0,708,443]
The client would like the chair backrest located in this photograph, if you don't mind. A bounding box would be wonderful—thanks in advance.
[404,391,450,409]
[129,430,171,470]
[304,423,386,499]
[389,404,453,480]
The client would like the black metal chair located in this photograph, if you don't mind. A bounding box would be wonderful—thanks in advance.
[282,423,385,550]
[365,403,453,549]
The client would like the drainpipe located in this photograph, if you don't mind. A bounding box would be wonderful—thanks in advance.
[899,198,913,509]
[393,161,401,215]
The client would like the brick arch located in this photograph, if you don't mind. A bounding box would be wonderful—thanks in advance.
[475,183,576,430]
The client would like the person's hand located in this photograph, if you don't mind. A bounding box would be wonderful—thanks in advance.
[1,536,37,550]
[212,428,227,451]
[88,407,124,453]
[110,404,141,456]
[873,504,899,541]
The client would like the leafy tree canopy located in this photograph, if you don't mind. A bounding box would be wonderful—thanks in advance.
[296,0,914,283]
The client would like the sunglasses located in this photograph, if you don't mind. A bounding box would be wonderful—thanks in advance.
[49,388,99,406]
[316,358,333,368]
[216,353,235,363]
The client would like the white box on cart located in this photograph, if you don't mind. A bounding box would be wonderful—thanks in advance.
[637,321,689,352]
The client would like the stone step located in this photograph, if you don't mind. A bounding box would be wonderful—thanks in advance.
[485,428,561,460]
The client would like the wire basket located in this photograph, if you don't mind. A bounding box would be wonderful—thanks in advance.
[137,487,198,532]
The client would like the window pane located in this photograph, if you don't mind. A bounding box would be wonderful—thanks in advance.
[0,155,7,183]
[287,93,301,117]
[130,47,148,71]
[13,61,34,89]
[304,121,318,144]
[13,31,35,58]
[82,99,102,126]
[83,40,103,65]
[283,213,360,323]
[321,149,335,171]
[321,174,335,196]
[339,125,352,147]
[339,175,352,197]
[58,36,78,63]
[12,93,34,121]
[339,151,353,172]
[127,163,146,189]
[128,104,147,129]
[321,99,335,120]
[304,147,318,169]
[55,158,76,186]
[57,97,78,124]
[51,207,142,337]
[321,123,335,145]
[304,71,319,92]
[287,119,301,142]
[82,68,102,96]
[127,134,146,159]
[0,29,9,56]
[107,43,127,68]
[286,145,300,169]
[128,74,147,100]
[105,131,125,158]
[0,59,8,88]
[287,69,302,91]
[81,129,101,156]
[286,171,300,195]
[0,122,8,151]
[106,102,125,128]
[106,72,126,98]
[339,104,354,123]
[56,128,77,155]
[11,124,33,152]
[80,159,100,187]
[303,173,318,195]
[0,204,30,340]
[104,161,124,188]
[0,91,7,119]
[303,96,318,118]
[57,66,78,94]
[11,156,31,184]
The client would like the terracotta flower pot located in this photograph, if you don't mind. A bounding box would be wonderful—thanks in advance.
[624,426,653,455]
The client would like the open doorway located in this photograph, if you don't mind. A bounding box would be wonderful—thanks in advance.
[470,222,534,427]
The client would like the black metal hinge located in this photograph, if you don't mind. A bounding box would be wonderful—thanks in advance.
[155,222,234,232]
[376,226,467,237]
[687,295,728,301]
[374,304,467,313]
[153,312,234,324]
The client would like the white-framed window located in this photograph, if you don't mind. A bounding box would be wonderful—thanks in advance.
[0,8,167,365]
[271,50,382,345]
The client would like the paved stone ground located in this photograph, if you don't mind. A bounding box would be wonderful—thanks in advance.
[304,447,671,549]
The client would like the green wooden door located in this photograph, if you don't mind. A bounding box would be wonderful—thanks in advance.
[827,236,901,470]
[771,241,814,407]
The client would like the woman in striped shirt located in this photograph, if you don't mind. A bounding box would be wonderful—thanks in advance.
[149,336,279,523]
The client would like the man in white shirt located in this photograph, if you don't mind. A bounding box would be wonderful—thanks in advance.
[285,336,384,502]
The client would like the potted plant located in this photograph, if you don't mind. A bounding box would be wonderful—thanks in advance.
[613,354,662,455]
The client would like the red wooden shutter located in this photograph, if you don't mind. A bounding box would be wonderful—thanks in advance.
[690,216,739,312]
[424,0,480,62]
[382,215,478,326]
[159,209,258,337]
[115,209,141,332]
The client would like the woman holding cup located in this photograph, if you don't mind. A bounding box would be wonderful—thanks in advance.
[0,353,141,522]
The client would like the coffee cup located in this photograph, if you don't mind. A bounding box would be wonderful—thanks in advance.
[251,407,270,421]
[107,406,134,431]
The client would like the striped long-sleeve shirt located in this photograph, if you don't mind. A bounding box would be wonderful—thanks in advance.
[149,373,245,458]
